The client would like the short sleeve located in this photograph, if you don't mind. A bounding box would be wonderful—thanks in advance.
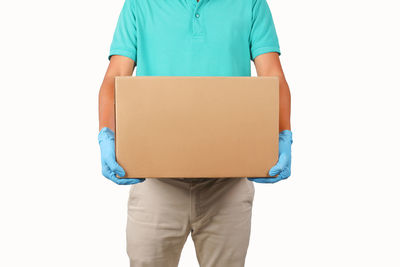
[108,0,137,62]
[249,0,281,60]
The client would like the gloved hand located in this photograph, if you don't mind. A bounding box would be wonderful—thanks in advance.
[98,127,145,185]
[248,130,293,183]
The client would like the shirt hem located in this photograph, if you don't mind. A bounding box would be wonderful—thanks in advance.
[108,49,137,63]
[251,46,281,61]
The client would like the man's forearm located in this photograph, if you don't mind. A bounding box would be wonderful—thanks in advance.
[99,76,116,132]
[254,52,291,132]
[276,75,291,132]
[98,55,135,132]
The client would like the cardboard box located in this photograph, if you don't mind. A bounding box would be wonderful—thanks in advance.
[115,76,279,178]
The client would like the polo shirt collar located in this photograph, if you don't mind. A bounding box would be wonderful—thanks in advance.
[187,0,209,7]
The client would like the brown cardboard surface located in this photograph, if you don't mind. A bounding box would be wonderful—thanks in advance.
[115,76,279,178]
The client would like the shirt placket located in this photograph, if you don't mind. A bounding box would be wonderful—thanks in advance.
[190,0,206,38]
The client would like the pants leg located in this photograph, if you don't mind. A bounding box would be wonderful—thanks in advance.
[190,177,255,267]
[126,178,192,267]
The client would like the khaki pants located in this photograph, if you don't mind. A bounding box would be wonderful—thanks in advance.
[126,177,255,267]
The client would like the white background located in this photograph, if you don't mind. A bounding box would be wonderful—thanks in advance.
[1,0,399,266]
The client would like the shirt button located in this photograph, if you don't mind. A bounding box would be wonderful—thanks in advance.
[195,13,200,18]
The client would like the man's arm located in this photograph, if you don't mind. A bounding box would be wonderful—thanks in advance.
[97,55,144,185]
[254,52,291,132]
[98,55,135,131]
[247,52,293,183]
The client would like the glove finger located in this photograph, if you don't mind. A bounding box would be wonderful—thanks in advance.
[111,175,145,185]
[269,166,282,177]
[268,167,280,177]
[247,177,265,182]
[279,168,291,179]
[103,166,126,184]
[106,159,126,177]
[269,154,288,176]
[247,177,282,183]
[102,165,144,185]
[130,178,146,184]
[265,177,283,183]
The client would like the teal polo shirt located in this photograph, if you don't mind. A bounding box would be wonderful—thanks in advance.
[109,0,280,76]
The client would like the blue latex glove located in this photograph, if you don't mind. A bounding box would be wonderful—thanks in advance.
[248,130,293,183]
[98,127,145,185]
